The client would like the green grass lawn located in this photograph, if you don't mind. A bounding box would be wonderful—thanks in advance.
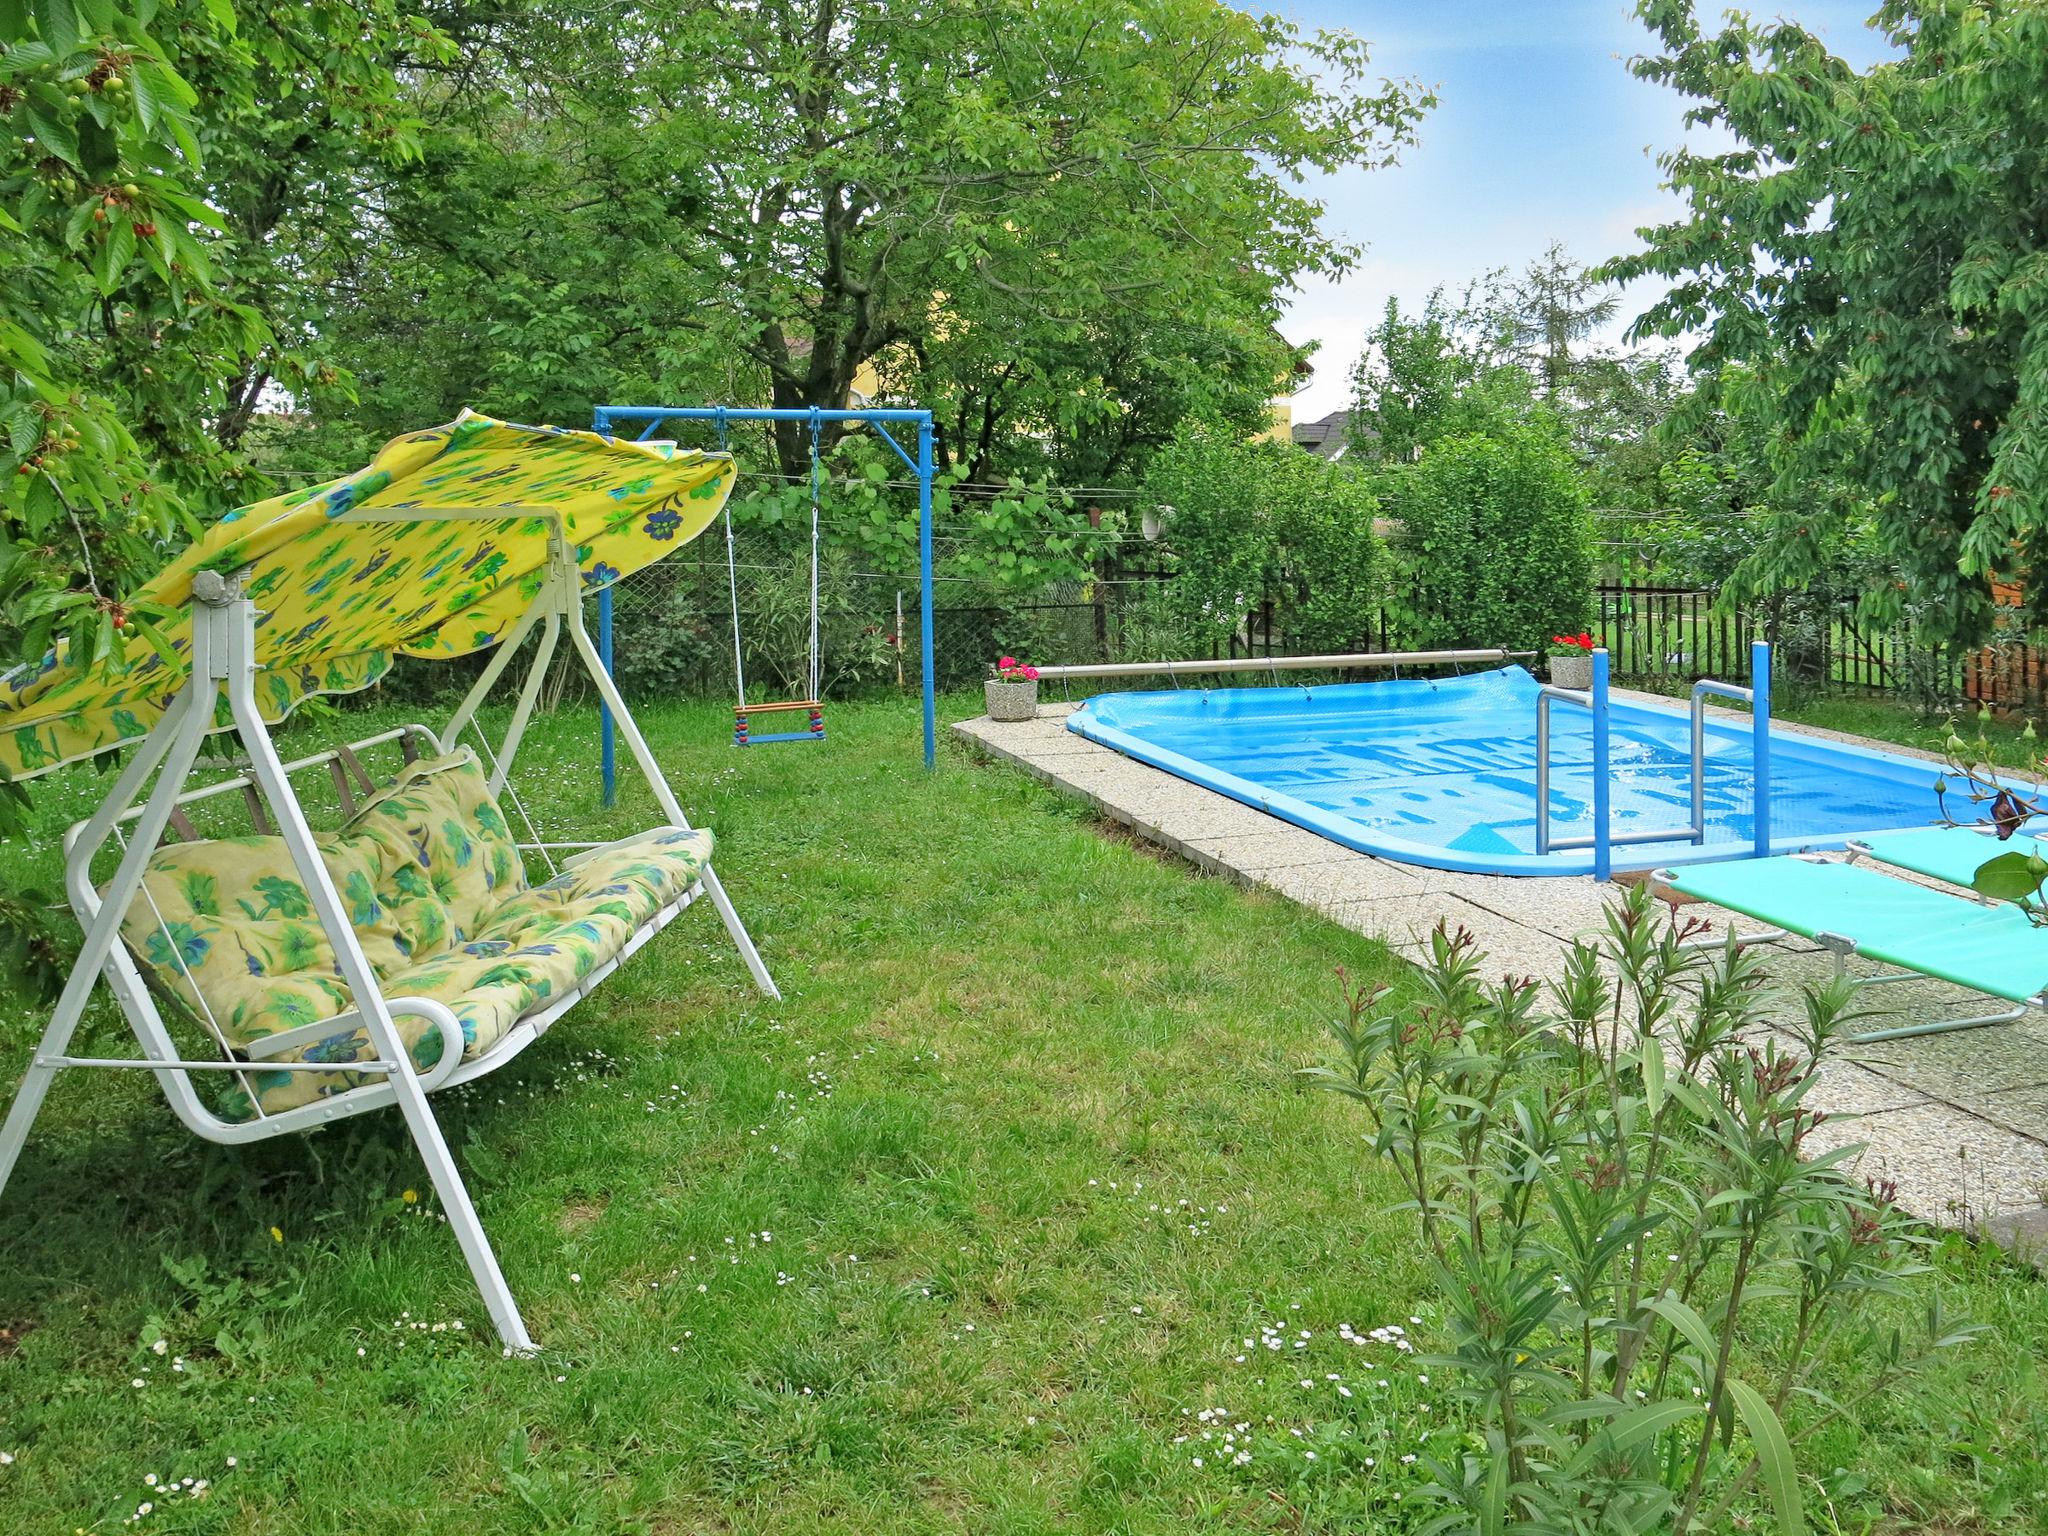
[0,691,2044,1533]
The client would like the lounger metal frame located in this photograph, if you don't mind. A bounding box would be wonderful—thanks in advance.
[1663,854,2035,1043]
[0,512,778,1353]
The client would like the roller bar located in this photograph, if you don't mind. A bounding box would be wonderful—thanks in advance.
[1029,648,1534,683]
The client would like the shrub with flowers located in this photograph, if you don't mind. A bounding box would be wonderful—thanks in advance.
[1548,630,1595,657]
[990,656,1039,684]
[1303,883,1978,1535]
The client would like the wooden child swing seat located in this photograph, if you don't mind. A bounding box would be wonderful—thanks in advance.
[0,413,778,1354]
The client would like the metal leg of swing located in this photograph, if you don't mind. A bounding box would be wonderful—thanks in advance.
[222,592,535,1354]
[0,680,212,1204]
[564,580,782,1001]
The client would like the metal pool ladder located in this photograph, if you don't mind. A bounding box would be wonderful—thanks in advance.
[1536,641,1774,875]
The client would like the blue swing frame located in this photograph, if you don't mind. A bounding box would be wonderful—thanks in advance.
[590,405,939,803]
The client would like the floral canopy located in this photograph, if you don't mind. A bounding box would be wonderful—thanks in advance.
[0,412,736,782]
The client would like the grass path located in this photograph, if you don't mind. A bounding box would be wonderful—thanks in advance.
[0,693,2042,1532]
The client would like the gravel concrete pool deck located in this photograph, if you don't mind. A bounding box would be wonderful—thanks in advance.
[955,700,2048,1246]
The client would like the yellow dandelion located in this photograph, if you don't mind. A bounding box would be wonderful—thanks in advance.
[401,1189,418,1205]
[270,1226,284,1244]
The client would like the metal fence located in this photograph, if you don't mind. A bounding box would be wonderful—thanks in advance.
[601,552,2043,720]
[1588,580,2048,717]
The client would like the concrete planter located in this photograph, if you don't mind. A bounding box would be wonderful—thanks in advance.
[984,678,1039,721]
[1549,652,1594,690]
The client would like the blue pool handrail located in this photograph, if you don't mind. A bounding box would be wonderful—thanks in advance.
[1537,642,1774,876]
[1689,640,1773,860]
[1534,648,1618,879]
[1752,639,1772,860]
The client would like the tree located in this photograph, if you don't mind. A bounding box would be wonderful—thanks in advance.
[1348,290,1540,462]
[1141,427,1384,651]
[2,0,254,676]
[1603,0,2048,644]
[304,0,1432,481]
[1484,240,1620,400]
[1379,423,1594,653]
[1,0,440,676]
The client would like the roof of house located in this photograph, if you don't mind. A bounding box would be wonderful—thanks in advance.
[1292,409,1353,459]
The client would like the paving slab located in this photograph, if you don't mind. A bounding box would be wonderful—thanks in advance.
[1803,1100,2048,1225]
[1852,1017,2048,1101]
[1800,1059,1935,1119]
[1261,858,1430,912]
[953,705,2048,1235]
[1323,894,1579,979]
[1181,827,1383,876]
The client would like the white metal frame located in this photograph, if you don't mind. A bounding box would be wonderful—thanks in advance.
[0,514,779,1353]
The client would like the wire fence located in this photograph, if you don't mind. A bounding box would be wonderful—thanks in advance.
[603,527,1207,702]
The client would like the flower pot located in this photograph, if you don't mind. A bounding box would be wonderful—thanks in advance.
[1549,653,1594,690]
[984,678,1039,721]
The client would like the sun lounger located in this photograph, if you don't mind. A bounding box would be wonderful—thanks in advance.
[1849,823,2047,897]
[1659,853,2042,1042]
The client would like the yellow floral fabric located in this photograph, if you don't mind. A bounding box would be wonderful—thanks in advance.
[115,751,714,1121]
[1,411,735,781]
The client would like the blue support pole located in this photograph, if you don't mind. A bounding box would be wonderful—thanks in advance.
[1591,646,1612,882]
[1751,639,1772,860]
[918,420,937,771]
[598,585,616,809]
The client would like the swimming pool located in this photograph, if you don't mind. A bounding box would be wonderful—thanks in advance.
[1066,666,1966,877]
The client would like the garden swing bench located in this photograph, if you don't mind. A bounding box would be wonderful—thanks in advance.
[0,412,778,1354]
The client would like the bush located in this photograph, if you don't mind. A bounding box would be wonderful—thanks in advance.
[1141,429,1384,653]
[610,574,720,700]
[1303,884,1977,1535]
[1383,425,1593,653]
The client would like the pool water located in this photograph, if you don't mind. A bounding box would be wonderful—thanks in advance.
[1067,666,1965,876]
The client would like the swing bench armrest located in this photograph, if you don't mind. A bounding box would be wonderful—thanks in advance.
[556,825,707,872]
[242,996,467,1092]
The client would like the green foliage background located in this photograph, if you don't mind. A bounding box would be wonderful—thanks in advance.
[1140,430,1385,654]
[1383,426,1594,654]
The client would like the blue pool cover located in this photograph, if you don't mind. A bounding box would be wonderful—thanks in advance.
[1067,666,1965,877]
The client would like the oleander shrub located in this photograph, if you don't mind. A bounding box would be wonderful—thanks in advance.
[1303,884,1978,1534]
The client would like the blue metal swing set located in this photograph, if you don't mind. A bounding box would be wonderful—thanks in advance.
[590,404,939,801]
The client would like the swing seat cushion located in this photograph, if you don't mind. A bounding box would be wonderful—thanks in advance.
[115,750,714,1122]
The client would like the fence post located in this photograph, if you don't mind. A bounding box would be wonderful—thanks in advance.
[1751,638,1771,860]
[1592,646,1611,882]
[599,585,616,809]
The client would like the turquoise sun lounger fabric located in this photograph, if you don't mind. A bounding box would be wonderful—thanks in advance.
[1668,856,2048,1003]
[1855,825,2048,891]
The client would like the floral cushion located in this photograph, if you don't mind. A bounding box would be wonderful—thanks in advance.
[114,750,712,1121]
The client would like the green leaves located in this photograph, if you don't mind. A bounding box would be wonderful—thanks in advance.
[1387,423,1593,653]
[1726,1378,1804,1536]
[1308,879,1966,1534]
[1606,0,2048,647]
[1139,427,1385,651]
[31,0,83,54]
[1639,1291,1719,1364]
[1970,848,2048,907]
